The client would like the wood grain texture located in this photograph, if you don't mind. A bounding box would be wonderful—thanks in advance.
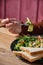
[0,28,43,65]
[0,28,19,50]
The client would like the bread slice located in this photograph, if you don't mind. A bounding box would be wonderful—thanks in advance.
[13,51,23,56]
[13,51,43,62]
[20,47,43,55]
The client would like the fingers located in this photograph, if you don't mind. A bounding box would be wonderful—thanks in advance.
[0,18,22,34]
[1,18,18,25]
[6,23,13,28]
[1,18,9,24]
[0,18,17,28]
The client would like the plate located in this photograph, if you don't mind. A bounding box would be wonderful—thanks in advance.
[10,38,43,63]
[10,35,43,51]
[10,39,19,51]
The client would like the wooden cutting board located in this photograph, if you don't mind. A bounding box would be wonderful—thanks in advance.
[0,28,42,65]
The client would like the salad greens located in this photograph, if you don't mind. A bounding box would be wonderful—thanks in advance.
[14,35,43,51]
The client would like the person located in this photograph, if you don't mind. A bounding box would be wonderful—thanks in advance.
[1,18,22,34]
[0,18,43,35]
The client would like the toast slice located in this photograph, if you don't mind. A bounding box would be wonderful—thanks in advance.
[20,47,43,55]
[13,51,43,62]
[13,51,23,56]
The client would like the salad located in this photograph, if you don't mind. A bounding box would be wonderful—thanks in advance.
[14,35,43,51]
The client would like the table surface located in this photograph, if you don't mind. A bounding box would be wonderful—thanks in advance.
[0,28,43,65]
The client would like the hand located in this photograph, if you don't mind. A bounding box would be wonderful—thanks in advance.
[1,18,22,34]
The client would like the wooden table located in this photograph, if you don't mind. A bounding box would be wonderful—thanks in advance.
[0,28,43,65]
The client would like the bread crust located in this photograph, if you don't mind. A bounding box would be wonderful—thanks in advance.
[13,51,43,62]
[20,47,43,55]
